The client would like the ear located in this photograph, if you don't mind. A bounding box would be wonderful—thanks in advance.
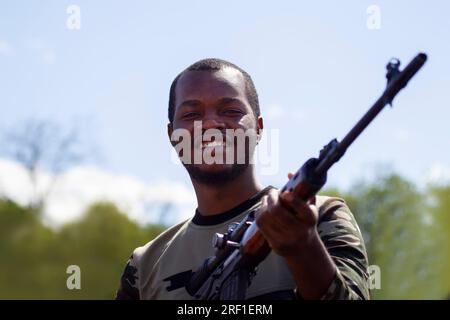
[167,122,175,147]
[256,116,264,143]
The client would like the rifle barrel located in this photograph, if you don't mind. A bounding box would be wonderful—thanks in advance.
[315,53,427,176]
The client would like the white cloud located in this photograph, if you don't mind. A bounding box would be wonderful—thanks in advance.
[0,159,33,205]
[424,163,450,185]
[30,38,56,65]
[0,40,14,56]
[0,158,196,228]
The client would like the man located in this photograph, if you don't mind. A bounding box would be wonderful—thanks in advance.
[116,58,370,300]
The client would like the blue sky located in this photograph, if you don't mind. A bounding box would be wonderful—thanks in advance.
[1,1,449,217]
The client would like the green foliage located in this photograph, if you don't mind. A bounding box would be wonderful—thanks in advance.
[0,199,165,299]
[323,174,449,299]
[427,185,450,298]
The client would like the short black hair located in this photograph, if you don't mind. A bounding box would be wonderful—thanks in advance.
[168,58,260,123]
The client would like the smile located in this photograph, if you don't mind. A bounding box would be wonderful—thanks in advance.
[202,141,227,148]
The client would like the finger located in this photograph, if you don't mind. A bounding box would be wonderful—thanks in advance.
[279,191,304,212]
[280,191,317,224]
[256,195,282,226]
[256,211,288,242]
[257,193,296,231]
[287,172,294,179]
[265,192,302,224]
[258,215,286,237]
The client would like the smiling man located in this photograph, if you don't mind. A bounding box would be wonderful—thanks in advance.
[115,58,370,300]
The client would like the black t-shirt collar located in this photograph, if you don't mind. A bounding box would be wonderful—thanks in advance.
[192,186,275,226]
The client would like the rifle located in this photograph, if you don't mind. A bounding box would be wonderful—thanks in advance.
[185,53,428,300]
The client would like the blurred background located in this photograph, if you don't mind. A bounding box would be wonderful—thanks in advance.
[0,0,448,299]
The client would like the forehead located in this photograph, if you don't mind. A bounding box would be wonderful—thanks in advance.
[175,67,246,106]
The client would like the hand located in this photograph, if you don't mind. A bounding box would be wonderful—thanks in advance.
[255,172,319,258]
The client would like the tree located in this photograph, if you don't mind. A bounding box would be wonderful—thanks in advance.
[330,174,441,299]
[427,184,450,298]
[58,202,165,299]
[1,119,85,214]
[0,198,166,299]
[0,198,59,298]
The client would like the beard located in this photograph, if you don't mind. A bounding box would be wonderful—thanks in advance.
[180,133,257,186]
[183,163,249,186]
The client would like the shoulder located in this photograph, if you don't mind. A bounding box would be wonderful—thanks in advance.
[315,195,356,223]
[315,195,346,214]
[116,218,191,299]
[132,218,191,267]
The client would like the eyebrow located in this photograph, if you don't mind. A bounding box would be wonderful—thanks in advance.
[216,97,244,106]
[178,97,244,110]
[177,99,203,110]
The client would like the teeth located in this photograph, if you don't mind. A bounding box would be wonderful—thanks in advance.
[202,141,225,148]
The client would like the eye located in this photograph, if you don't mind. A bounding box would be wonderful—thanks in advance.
[223,109,243,115]
[182,112,200,119]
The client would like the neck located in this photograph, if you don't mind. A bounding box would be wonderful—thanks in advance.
[192,165,262,216]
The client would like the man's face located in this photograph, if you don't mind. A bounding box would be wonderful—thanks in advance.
[169,67,263,185]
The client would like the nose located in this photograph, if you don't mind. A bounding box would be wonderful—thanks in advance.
[202,113,226,131]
